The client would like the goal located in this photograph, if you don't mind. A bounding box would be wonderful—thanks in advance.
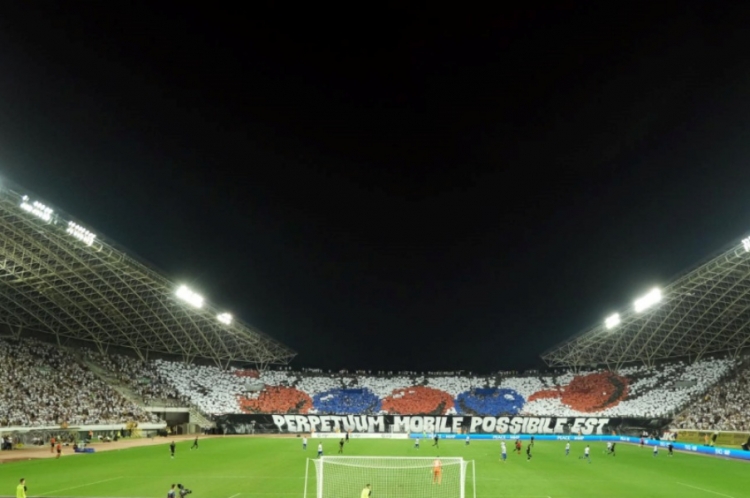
[303,456,476,498]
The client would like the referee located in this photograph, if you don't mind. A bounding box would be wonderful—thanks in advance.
[361,484,371,498]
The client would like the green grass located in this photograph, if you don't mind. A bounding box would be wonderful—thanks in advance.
[1,437,747,498]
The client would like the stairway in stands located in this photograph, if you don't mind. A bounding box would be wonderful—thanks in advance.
[188,406,215,429]
[77,351,145,406]
[76,349,216,429]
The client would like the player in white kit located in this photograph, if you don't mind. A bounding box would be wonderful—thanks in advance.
[579,445,591,462]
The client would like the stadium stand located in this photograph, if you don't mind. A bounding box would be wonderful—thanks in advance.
[0,338,159,427]
[83,350,184,405]
[0,334,741,426]
[238,385,313,414]
[0,329,739,427]
[148,354,736,418]
[521,358,733,417]
[153,359,248,416]
[674,356,750,432]
[382,386,456,415]
[0,181,296,430]
[3,177,750,441]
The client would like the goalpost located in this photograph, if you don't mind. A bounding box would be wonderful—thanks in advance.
[303,456,476,498]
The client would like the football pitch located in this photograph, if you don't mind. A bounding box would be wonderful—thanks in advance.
[1,437,746,498]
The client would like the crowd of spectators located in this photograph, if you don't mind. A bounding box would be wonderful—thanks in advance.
[1,335,744,427]
[291,368,549,377]
[674,357,750,431]
[518,358,733,418]
[0,338,158,427]
[150,355,736,418]
[83,349,185,405]
[153,359,247,416]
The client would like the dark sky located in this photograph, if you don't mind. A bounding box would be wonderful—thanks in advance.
[3,4,750,372]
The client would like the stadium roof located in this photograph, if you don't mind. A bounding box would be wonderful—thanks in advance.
[0,180,296,367]
[542,235,750,369]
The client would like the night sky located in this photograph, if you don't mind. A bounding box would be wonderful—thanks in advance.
[3,4,750,373]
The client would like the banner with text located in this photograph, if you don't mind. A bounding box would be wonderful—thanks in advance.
[214,414,643,435]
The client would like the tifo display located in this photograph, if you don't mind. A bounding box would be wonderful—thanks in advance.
[153,356,734,418]
[1,336,748,432]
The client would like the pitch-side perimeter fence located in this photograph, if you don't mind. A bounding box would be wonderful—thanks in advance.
[418,433,750,461]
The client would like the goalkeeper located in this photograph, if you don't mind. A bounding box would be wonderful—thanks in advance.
[361,484,372,498]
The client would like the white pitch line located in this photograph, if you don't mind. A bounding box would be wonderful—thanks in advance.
[228,494,241,498]
[676,482,735,498]
[37,477,123,497]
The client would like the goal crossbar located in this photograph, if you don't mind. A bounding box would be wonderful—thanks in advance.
[318,456,464,468]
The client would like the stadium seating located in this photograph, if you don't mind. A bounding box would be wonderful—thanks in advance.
[311,388,382,414]
[238,385,312,414]
[675,356,750,431]
[518,359,733,418]
[455,387,525,416]
[0,338,159,427]
[1,335,739,425]
[151,355,736,418]
[153,359,246,415]
[382,386,455,415]
[83,350,184,405]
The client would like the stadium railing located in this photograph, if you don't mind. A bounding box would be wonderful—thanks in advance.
[673,429,750,448]
[411,433,750,461]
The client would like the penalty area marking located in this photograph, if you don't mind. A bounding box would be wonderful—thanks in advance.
[37,477,124,497]
[676,482,735,498]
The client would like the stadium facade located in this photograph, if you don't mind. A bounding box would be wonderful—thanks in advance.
[542,235,750,370]
[0,179,295,369]
[2,177,749,448]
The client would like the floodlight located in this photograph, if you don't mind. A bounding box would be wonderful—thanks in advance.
[19,195,53,222]
[66,221,96,246]
[176,285,204,308]
[217,312,233,325]
[634,287,661,313]
[605,313,620,329]
[743,236,750,252]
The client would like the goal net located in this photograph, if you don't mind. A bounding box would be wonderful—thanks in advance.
[304,456,475,498]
